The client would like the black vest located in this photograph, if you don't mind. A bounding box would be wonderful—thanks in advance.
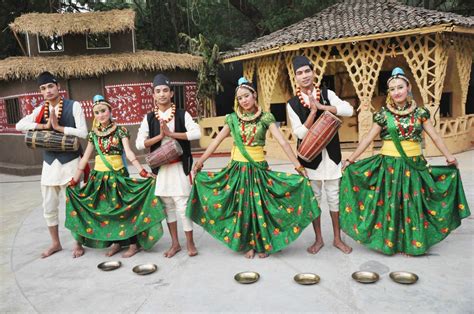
[288,87,341,170]
[147,108,193,175]
[40,99,81,165]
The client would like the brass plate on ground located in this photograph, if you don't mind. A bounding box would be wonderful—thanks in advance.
[294,273,320,285]
[234,271,260,284]
[132,264,158,275]
[97,261,122,271]
[351,271,380,284]
[389,271,418,284]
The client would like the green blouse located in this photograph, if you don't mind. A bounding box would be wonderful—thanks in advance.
[88,125,130,155]
[225,112,276,147]
[373,106,430,142]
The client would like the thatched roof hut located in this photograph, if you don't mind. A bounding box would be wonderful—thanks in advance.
[9,9,135,37]
[0,50,202,81]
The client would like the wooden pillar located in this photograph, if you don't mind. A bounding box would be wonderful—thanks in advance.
[397,33,450,156]
[337,38,389,156]
[255,54,282,112]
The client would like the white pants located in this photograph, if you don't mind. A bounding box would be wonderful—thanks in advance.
[310,179,340,212]
[41,184,67,227]
[160,196,193,232]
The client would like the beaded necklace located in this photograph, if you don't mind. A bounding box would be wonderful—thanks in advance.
[296,83,320,108]
[43,98,63,121]
[154,104,176,123]
[387,101,417,138]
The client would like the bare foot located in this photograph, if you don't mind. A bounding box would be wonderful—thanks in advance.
[187,241,198,257]
[258,252,269,258]
[72,243,85,258]
[41,243,62,258]
[163,245,181,258]
[244,249,255,259]
[122,244,140,258]
[105,243,121,257]
[307,241,324,254]
[333,239,352,254]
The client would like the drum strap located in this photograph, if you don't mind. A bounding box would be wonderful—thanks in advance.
[92,133,115,172]
[385,112,426,171]
[228,114,267,170]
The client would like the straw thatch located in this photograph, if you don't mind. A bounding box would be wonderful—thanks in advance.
[9,9,135,37]
[0,50,202,81]
[222,0,474,60]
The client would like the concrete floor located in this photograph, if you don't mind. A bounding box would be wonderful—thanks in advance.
[1,152,473,313]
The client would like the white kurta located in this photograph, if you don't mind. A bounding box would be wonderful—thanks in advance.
[136,108,201,197]
[287,88,354,181]
[16,101,88,186]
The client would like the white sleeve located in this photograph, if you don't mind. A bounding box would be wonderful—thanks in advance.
[184,112,201,141]
[286,103,308,140]
[63,101,88,139]
[15,105,42,132]
[135,115,149,150]
[327,90,354,117]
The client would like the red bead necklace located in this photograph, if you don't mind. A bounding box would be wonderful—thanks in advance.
[395,114,414,137]
[241,122,257,146]
[296,83,320,108]
[43,98,63,121]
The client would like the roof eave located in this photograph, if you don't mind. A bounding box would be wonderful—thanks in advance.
[221,23,470,63]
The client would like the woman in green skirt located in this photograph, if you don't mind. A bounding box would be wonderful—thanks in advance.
[340,67,470,255]
[186,78,320,258]
[66,95,166,258]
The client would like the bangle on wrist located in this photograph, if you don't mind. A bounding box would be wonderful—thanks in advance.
[446,157,457,165]
[69,178,77,186]
[345,159,355,164]
[139,169,148,178]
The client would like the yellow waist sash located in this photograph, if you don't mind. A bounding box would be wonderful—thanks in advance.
[94,155,124,171]
[380,140,421,157]
[231,145,265,162]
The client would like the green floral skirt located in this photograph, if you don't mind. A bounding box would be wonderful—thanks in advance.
[186,160,320,254]
[65,168,166,250]
[340,155,470,255]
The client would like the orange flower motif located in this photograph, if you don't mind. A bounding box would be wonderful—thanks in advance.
[345,206,352,213]
[70,210,77,217]
[424,221,429,229]
[151,198,159,207]
[249,240,256,246]
[200,218,206,224]
[224,236,230,243]
[240,188,245,195]
[131,216,137,223]
[387,167,395,174]
[405,170,411,177]
[352,186,360,192]
[99,193,106,201]
[440,228,449,234]
[458,204,465,210]
[209,219,215,225]
[143,217,151,223]
[358,201,365,210]
[297,206,302,215]
[213,203,222,209]
[148,235,154,241]
[264,244,272,251]
[273,228,280,235]
[428,210,437,216]
[100,221,109,227]
[385,239,393,248]
[377,199,384,206]
[267,179,273,186]
[79,193,86,197]
[406,217,411,224]
[213,189,219,196]
[411,240,422,248]
[285,192,291,198]
[386,213,391,221]
[374,222,382,230]
[202,206,209,212]
[286,207,294,214]
[293,226,300,234]
[438,174,446,181]
[364,171,372,177]
[86,228,93,234]
[119,230,125,237]
[233,232,241,239]
[237,210,243,217]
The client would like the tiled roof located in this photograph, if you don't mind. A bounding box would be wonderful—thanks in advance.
[222,0,474,59]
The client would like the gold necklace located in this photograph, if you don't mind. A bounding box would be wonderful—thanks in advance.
[386,100,417,116]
